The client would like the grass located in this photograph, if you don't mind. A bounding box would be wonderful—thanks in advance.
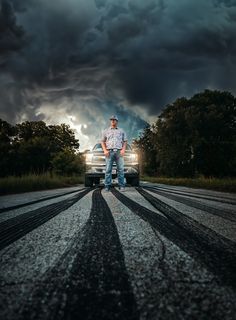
[1,173,235,195]
[141,175,236,193]
[0,173,85,195]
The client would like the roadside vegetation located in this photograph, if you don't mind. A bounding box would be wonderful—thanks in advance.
[141,176,236,193]
[133,90,236,193]
[0,173,85,195]
[0,120,85,195]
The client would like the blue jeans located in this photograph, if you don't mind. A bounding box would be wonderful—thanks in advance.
[105,150,125,188]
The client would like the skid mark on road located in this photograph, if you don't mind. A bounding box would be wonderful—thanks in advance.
[112,187,236,288]
[0,188,87,213]
[144,185,236,204]
[142,188,236,241]
[0,189,88,224]
[106,188,236,319]
[1,185,236,320]
[0,192,93,286]
[0,189,91,251]
[110,187,166,218]
[19,188,138,320]
[143,186,236,221]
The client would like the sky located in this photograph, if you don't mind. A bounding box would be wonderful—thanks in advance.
[0,0,235,150]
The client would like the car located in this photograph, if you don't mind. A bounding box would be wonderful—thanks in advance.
[84,143,139,187]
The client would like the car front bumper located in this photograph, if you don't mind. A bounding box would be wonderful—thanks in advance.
[85,164,139,178]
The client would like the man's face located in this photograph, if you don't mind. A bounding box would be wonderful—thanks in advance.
[110,119,118,127]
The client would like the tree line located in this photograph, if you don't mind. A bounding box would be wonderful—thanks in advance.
[1,89,235,179]
[133,90,236,178]
[0,120,85,177]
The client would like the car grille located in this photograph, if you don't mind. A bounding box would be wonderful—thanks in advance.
[95,168,129,173]
[92,155,132,162]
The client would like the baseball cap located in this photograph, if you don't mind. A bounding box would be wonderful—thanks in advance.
[110,115,118,121]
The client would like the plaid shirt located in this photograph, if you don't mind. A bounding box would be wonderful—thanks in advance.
[101,127,128,149]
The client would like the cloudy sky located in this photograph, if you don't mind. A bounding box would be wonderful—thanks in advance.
[0,0,235,150]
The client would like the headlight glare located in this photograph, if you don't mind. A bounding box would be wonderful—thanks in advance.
[130,153,138,162]
[86,153,93,163]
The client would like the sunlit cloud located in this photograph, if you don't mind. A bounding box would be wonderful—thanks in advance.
[1,0,235,147]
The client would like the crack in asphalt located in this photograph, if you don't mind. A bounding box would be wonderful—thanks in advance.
[111,187,236,288]
[150,226,166,269]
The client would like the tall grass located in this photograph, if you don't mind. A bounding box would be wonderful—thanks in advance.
[141,175,236,193]
[0,173,84,195]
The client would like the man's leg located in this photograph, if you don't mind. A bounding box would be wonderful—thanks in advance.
[116,150,125,188]
[104,151,113,189]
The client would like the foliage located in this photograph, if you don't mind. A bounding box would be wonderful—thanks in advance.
[141,175,236,193]
[0,173,84,195]
[51,149,85,176]
[134,90,236,177]
[0,120,84,177]
[132,124,158,175]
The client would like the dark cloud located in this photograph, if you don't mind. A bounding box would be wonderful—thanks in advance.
[104,0,236,110]
[0,0,236,148]
[0,0,25,56]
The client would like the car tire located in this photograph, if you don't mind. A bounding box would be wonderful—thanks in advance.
[126,177,131,185]
[126,176,139,186]
[85,175,93,187]
[94,177,100,185]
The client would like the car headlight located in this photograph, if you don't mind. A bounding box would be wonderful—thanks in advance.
[130,153,138,163]
[85,153,93,164]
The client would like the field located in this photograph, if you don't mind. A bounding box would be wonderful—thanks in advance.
[1,174,236,195]
[0,174,84,195]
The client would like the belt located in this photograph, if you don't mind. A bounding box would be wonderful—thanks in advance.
[108,148,120,151]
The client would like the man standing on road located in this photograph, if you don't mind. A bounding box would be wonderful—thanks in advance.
[101,115,128,192]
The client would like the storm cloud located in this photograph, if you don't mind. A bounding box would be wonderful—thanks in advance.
[0,0,235,149]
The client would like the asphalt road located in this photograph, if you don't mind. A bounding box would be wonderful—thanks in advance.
[0,182,236,320]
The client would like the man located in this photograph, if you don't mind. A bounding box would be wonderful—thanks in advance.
[101,115,128,192]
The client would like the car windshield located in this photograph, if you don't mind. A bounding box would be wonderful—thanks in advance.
[93,143,132,151]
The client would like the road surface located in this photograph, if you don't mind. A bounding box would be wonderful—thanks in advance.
[0,182,236,320]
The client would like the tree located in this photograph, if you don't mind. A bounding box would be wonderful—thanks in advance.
[0,119,16,176]
[0,120,81,177]
[132,124,159,175]
[187,90,236,176]
[155,97,196,177]
[51,149,84,176]
[135,90,236,178]
[48,123,80,153]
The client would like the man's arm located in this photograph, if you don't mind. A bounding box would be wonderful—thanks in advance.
[101,141,109,157]
[101,130,110,157]
[120,130,128,156]
[120,141,127,156]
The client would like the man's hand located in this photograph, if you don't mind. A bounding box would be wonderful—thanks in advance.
[101,142,109,157]
[104,149,110,157]
[120,141,127,157]
[120,149,125,157]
